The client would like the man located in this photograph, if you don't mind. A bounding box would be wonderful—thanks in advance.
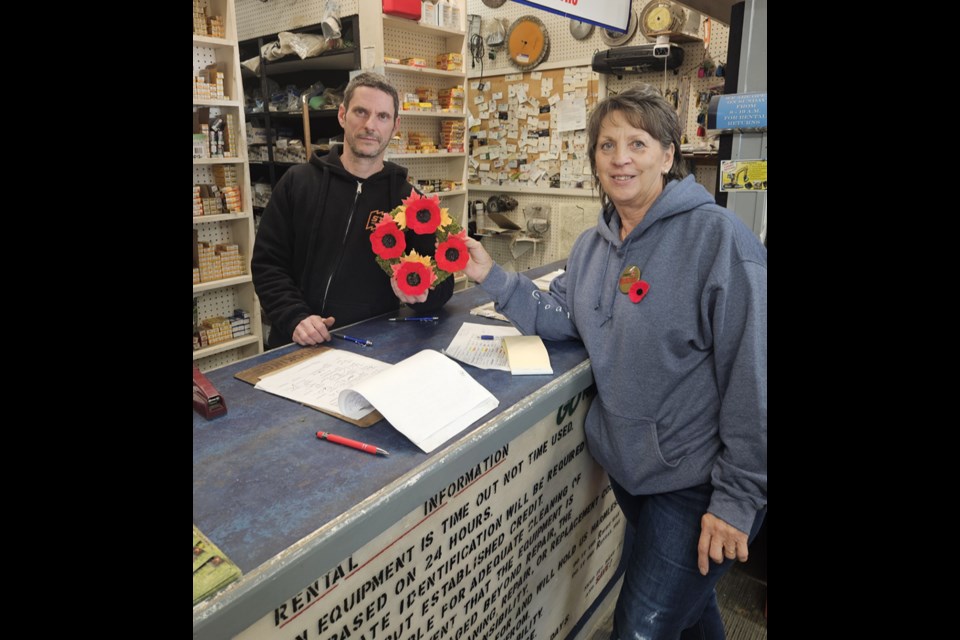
[252,72,453,349]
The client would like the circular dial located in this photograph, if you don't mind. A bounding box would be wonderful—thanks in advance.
[646,6,672,32]
[569,19,594,41]
[601,9,638,47]
[506,16,550,71]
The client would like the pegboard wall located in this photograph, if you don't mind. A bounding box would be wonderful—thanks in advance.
[234,0,733,278]
[472,192,599,273]
[471,0,729,148]
[237,0,360,40]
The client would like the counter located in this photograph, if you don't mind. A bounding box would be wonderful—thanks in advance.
[193,262,625,640]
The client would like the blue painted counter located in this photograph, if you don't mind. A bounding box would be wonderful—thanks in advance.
[193,262,598,639]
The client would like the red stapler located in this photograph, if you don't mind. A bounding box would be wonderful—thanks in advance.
[193,365,227,420]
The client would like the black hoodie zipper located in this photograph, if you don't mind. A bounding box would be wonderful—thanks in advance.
[319,180,363,315]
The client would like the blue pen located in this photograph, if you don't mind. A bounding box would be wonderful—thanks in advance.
[335,334,373,347]
[387,316,440,322]
[480,335,495,340]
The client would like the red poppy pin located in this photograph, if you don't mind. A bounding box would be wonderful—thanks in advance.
[628,280,650,303]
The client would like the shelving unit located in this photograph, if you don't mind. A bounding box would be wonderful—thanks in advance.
[358,0,469,230]
[238,15,360,196]
[193,0,263,371]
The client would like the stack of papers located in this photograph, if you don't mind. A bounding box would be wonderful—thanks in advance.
[443,322,553,376]
[502,335,553,375]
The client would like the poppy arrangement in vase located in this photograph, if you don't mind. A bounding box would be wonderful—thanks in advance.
[369,193,469,296]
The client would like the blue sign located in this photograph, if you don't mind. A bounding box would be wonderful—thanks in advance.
[511,0,631,33]
[709,92,767,131]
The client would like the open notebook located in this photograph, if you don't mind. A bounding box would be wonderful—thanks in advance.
[253,349,498,453]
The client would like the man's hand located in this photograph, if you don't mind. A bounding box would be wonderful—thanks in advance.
[463,237,494,284]
[390,277,429,304]
[292,315,336,346]
[697,512,749,575]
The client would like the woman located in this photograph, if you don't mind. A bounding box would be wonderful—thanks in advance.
[463,84,766,639]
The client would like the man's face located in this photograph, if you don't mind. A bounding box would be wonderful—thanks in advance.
[338,86,399,160]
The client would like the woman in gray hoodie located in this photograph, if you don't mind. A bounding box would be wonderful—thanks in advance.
[463,84,766,640]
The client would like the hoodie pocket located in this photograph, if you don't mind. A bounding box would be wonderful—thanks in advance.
[587,400,686,493]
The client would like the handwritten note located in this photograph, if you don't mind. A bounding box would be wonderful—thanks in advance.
[442,322,522,371]
[254,349,391,418]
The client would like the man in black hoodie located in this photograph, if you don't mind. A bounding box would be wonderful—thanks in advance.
[252,72,454,349]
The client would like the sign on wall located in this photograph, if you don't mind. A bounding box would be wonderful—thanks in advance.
[512,0,631,33]
[235,390,625,640]
[707,92,768,132]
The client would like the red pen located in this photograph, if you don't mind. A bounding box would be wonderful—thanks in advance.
[316,431,390,457]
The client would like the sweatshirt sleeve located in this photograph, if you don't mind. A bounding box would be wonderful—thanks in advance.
[706,258,767,534]
[479,264,580,341]
[251,172,313,344]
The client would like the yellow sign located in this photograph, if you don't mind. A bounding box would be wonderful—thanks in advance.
[719,160,767,192]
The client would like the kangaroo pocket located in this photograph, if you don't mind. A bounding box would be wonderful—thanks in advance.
[585,400,687,494]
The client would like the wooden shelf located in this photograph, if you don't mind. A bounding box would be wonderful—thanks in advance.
[384,63,465,79]
[383,15,465,38]
[468,184,598,197]
[194,157,246,165]
[193,334,260,360]
[194,98,242,108]
[263,48,358,74]
[193,212,251,224]
[193,274,252,294]
[193,34,235,49]
[400,110,465,118]
[387,152,465,159]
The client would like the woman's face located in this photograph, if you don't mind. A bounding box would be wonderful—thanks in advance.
[595,112,674,212]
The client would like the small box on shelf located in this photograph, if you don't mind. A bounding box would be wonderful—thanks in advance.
[383,0,422,21]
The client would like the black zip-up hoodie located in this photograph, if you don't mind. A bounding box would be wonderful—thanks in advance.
[252,146,453,349]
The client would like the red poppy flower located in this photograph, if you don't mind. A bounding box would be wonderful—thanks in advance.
[402,193,442,235]
[391,251,437,296]
[435,230,469,273]
[629,280,650,303]
[369,215,406,259]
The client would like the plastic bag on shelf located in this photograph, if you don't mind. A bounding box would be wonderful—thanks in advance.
[278,31,333,60]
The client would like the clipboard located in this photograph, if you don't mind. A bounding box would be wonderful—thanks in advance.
[234,347,384,427]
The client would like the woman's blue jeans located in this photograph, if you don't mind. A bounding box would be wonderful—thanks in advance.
[609,478,766,640]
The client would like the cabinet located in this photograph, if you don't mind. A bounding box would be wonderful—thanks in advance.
[238,15,361,215]
[193,0,263,370]
[358,1,470,252]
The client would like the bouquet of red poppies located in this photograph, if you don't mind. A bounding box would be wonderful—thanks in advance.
[369,192,469,296]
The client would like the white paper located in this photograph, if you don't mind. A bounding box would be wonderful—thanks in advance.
[342,350,499,453]
[255,349,391,419]
[443,322,521,371]
[532,269,564,291]
[256,349,498,453]
[558,97,587,132]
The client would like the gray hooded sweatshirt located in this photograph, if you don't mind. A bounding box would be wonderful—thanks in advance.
[478,175,766,533]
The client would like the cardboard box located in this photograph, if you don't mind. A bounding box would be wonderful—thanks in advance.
[383,0,421,20]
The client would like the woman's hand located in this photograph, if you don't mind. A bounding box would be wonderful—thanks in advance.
[463,237,495,284]
[697,512,749,575]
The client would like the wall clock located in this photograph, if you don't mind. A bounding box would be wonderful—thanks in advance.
[506,15,550,71]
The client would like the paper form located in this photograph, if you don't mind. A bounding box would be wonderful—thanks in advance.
[443,322,522,371]
[254,349,391,419]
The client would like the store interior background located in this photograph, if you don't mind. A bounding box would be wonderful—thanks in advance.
[208,1,767,635]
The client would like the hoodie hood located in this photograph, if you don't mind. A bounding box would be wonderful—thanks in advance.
[597,175,717,246]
